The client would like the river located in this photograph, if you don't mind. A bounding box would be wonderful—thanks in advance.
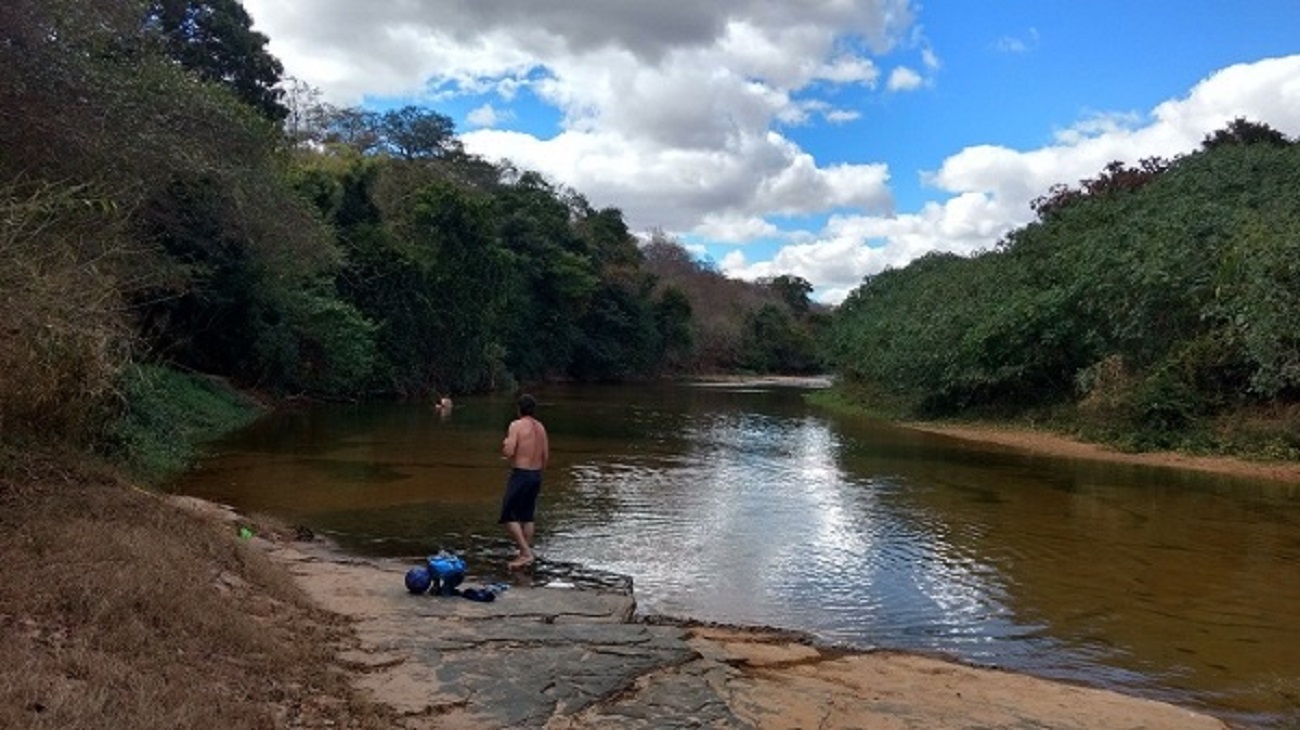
[170,382,1300,727]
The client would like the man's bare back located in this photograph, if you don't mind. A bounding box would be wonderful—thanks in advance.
[502,415,548,470]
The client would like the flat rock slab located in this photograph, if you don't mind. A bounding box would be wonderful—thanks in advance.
[267,540,1227,730]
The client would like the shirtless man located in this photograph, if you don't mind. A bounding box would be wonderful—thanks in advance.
[499,394,548,570]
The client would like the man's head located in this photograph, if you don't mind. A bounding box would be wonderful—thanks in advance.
[518,393,537,417]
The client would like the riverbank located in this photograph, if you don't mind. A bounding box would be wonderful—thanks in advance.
[1,444,1238,729]
[904,420,1300,484]
[235,506,1225,730]
[687,374,835,389]
[702,376,1300,483]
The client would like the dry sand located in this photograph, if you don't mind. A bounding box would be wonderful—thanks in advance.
[905,421,1300,484]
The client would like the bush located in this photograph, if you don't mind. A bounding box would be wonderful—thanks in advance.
[250,289,378,396]
[828,134,1300,454]
[102,365,263,481]
[0,182,134,444]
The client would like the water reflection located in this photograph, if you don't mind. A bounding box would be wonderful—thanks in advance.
[171,384,1300,727]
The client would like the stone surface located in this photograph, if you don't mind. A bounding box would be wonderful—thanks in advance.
[267,540,1227,730]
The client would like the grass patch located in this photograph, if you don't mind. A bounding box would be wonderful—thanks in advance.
[805,380,915,421]
[102,365,265,482]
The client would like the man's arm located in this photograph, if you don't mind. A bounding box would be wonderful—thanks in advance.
[502,420,519,460]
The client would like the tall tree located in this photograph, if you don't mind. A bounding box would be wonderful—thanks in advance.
[414,182,510,391]
[653,286,695,370]
[766,274,813,314]
[147,0,287,121]
[1202,117,1291,150]
[380,106,461,160]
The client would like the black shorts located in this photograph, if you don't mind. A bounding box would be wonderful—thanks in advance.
[499,468,542,523]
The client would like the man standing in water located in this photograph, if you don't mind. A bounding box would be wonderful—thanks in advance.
[500,394,548,570]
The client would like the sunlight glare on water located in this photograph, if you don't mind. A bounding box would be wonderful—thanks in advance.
[551,407,1029,666]
[172,383,1300,728]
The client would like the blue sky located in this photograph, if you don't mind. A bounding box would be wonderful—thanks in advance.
[244,0,1300,302]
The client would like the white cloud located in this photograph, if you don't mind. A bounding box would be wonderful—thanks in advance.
[463,127,894,232]
[243,0,913,103]
[921,47,941,71]
[818,54,882,85]
[886,66,923,92]
[778,100,862,126]
[1149,56,1300,139]
[1052,111,1143,145]
[929,56,1300,205]
[695,214,782,243]
[725,55,1300,304]
[467,103,510,128]
[243,0,914,237]
[238,3,1300,308]
[722,191,1010,300]
[993,28,1039,55]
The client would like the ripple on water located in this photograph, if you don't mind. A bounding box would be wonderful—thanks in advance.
[171,388,1300,728]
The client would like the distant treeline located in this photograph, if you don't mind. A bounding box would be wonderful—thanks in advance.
[1,0,825,456]
[826,119,1300,455]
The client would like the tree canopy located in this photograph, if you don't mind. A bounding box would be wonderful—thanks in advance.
[2,0,825,450]
[147,0,287,121]
[827,121,1300,453]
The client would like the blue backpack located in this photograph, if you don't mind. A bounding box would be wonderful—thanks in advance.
[427,552,466,595]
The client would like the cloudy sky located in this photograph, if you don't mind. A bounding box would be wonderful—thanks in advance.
[242,1,1300,303]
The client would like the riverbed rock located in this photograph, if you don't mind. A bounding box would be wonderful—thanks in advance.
[266,539,1226,730]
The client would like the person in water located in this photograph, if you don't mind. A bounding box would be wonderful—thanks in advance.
[499,393,548,570]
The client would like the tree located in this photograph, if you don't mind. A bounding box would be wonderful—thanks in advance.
[486,171,595,380]
[281,76,326,144]
[572,201,644,271]
[1202,117,1291,150]
[1031,158,1169,220]
[641,232,825,372]
[571,278,661,381]
[380,106,461,160]
[147,0,288,121]
[412,182,509,391]
[830,139,1300,443]
[654,286,694,369]
[766,274,813,314]
[322,106,384,154]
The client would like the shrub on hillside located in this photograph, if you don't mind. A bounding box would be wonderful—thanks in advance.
[0,183,134,444]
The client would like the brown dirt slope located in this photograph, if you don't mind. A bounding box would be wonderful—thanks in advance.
[0,454,395,730]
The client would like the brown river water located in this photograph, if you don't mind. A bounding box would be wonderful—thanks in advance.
[170,382,1300,727]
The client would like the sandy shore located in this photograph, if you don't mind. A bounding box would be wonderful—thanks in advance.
[687,374,836,389]
[905,421,1300,484]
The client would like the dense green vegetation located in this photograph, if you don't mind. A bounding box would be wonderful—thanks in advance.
[1,0,823,475]
[18,1,1291,468]
[826,120,1300,457]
